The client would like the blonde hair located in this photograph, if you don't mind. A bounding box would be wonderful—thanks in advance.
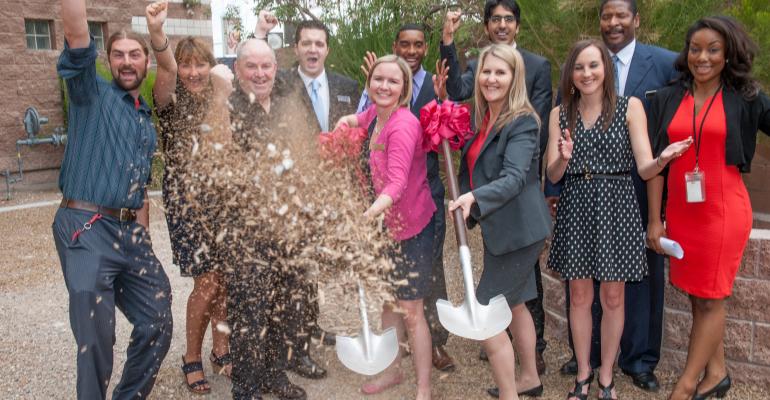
[473,44,540,131]
[365,55,413,109]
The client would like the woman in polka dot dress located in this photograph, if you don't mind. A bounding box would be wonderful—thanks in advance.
[545,39,692,400]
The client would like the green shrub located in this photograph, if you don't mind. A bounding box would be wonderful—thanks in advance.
[259,0,768,93]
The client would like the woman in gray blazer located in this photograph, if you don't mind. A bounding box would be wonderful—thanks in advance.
[448,44,552,400]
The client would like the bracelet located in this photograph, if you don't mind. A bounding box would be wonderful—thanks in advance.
[656,156,664,168]
[151,36,169,52]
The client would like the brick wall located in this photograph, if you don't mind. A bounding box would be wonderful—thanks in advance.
[0,1,65,174]
[541,230,770,387]
[660,230,770,388]
[0,0,211,177]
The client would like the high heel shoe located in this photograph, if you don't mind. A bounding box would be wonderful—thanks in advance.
[485,383,544,398]
[693,375,731,400]
[597,379,617,400]
[210,351,232,379]
[181,356,211,395]
[566,371,594,400]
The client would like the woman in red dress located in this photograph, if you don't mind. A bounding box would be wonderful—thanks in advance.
[647,16,770,400]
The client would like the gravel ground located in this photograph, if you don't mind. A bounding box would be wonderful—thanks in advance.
[1,191,768,399]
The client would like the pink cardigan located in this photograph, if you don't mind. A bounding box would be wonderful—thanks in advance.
[357,106,436,241]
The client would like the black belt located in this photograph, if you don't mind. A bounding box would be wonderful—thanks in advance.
[566,173,631,181]
[60,199,138,222]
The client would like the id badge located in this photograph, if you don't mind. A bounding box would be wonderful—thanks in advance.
[685,170,706,203]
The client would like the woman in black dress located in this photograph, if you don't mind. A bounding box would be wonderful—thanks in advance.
[147,2,234,394]
[545,39,690,400]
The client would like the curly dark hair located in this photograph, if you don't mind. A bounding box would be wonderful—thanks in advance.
[674,15,760,100]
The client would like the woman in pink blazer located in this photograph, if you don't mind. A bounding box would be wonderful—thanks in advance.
[337,55,436,400]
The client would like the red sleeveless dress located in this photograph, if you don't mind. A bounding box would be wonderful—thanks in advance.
[666,91,752,298]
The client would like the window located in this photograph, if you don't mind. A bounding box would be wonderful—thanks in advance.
[25,19,53,50]
[88,21,106,50]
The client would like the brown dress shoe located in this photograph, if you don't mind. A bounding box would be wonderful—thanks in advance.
[432,345,456,372]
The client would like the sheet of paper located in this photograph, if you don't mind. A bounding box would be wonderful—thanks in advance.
[660,237,684,259]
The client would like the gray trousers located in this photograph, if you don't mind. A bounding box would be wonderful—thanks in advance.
[52,207,173,400]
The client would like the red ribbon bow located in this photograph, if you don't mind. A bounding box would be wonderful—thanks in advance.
[318,124,368,164]
[419,100,473,153]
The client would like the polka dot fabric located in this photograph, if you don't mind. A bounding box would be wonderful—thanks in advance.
[548,96,647,282]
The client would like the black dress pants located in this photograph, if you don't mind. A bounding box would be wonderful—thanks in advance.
[228,260,301,398]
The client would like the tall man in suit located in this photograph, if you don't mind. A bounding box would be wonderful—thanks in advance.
[439,0,552,379]
[356,23,456,372]
[554,0,677,392]
[601,0,677,391]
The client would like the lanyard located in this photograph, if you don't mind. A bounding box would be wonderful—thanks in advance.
[691,83,722,171]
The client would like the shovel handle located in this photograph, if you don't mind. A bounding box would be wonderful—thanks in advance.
[357,281,370,331]
[357,280,374,359]
[441,139,469,248]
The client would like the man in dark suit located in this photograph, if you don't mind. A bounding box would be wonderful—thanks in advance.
[287,19,360,132]
[228,38,311,400]
[356,23,456,373]
[254,13,359,380]
[555,0,677,392]
[257,12,359,132]
[439,0,552,378]
[602,0,677,392]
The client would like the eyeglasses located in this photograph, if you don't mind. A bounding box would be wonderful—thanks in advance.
[489,15,516,24]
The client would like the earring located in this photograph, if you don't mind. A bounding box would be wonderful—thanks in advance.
[570,86,575,95]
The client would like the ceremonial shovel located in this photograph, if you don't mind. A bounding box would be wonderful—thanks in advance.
[423,100,512,341]
[335,281,399,375]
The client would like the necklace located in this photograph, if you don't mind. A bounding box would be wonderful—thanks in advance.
[578,104,602,129]
[369,107,395,149]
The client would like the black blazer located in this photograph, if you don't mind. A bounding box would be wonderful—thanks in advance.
[281,68,360,131]
[440,42,553,158]
[649,82,770,174]
[411,70,445,200]
[623,43,678,109]
[458,114,552,256]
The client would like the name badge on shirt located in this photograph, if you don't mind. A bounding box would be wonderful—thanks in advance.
[337,95,351,103]
[685,169,705,203]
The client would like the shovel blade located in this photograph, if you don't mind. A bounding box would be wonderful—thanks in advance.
[436,294,512,341]
[335,327,399,375]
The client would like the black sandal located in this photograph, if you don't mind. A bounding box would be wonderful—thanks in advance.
[181,356,210,395]
[567,371,594,400]
[597,379,617,400]
[210,351,232,379]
